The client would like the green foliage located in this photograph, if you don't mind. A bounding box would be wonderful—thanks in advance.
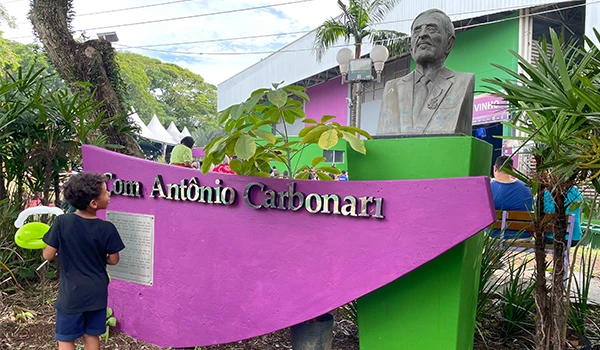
[102,307,118,342]
[0,66,116,290]
[117,52,218,130]
[201,84,372,178]
[313,0,407,60]
[484,28,600,348]
[568,248,598,335]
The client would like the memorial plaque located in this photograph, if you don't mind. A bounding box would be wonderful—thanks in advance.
[106,211,154,286]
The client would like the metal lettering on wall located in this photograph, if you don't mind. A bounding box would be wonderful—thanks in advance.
[106,211,155,286]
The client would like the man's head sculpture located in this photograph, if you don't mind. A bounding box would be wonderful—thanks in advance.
[410,9,455,66]
[376,8,475,136]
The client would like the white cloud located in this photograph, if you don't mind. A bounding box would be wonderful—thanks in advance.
[0,0,343,85]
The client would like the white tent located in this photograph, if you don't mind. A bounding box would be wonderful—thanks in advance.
[147,115,178,145]
[167,122,184,143]
[182,126,192,138]
[129,109,163,144]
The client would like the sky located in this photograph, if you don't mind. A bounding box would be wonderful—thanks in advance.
[0,0,343,85]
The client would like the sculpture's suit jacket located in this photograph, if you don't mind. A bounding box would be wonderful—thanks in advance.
[376,67,475,136]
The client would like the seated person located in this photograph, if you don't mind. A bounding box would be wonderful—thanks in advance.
[543,186,583,246]
[170,136,195,168]
[490,156,533,239]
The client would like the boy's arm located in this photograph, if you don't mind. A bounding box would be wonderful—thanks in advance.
[42,245,58,261]
[106,252,120,265]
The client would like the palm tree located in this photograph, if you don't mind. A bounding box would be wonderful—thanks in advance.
[313,0,407,61]
[484,29,600,350]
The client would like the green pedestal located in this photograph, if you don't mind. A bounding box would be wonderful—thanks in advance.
[347,136,492,350]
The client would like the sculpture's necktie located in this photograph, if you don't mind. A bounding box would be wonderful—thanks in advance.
[413,75,431,118]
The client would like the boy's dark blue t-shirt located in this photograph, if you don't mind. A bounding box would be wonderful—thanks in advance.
[43,213,125,313]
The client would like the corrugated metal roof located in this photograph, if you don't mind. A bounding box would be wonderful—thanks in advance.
[217,0,575,110]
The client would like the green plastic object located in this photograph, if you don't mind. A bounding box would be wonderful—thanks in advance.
[347,136,492,350]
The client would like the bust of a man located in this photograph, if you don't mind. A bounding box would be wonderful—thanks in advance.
[376,9,474,136]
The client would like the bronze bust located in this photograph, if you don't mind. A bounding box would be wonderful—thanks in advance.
[376,9,474,136]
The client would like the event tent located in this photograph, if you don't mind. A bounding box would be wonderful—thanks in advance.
[182,127,192,138]
[167,121,184,143]
[129,110,165,144]
[147,115,178,145]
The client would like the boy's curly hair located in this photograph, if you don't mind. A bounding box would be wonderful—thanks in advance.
[63,173,107,210]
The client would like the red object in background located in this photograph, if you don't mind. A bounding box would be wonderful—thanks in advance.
[213,164,235,175]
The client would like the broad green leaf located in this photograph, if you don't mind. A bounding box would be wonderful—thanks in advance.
[303,118,318,125]
[106,308,113,317]
[253,129,276,144]
[316,171,334,180]
[298,126,317,138]
[271,81,284,89]
[338,125,372,139]
[300,125,329,144]
[341,131,366,155]
[107,317,117,327]
[285,107,305,119]
[218,105,233,124]
[248,114,260,124]
[201,154,213,173]
[267,89,287,108]
[231,104,245,120]
[312,156,327,167]
[288,89,310,102]
[244,90,265,113]
[229,159,243,174]
[282,110,297,124]
[321,115,336,123]
[318,129,338,149]
[234,134,257,159]
[318,166,341,174]
[295,171,310,180]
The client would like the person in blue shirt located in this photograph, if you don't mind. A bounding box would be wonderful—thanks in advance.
[43,173,125,349]
[543,186,583,246]
[490,156,533,238]
[338,170,349,181]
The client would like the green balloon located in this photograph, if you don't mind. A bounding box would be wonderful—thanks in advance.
[15,222,49,249]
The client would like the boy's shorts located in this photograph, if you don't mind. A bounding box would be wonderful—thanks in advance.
[55,308,106,342]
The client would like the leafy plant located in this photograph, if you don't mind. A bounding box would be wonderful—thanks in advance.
[568,247,598,335]
[102,307,118,342]
[201,83,372,179]
[484,28,600,349]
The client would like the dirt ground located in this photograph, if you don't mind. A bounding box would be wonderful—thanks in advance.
[0,281,358,350]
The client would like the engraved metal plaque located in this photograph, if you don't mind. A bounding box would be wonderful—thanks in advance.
[106,211,154,286]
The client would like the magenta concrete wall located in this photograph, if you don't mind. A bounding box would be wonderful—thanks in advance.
[305,77,348,126]
[82,145,495,348]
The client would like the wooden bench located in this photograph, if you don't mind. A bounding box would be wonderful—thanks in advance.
[493,210,575,270]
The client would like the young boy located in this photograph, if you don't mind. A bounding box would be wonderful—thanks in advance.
[43,172,125,350]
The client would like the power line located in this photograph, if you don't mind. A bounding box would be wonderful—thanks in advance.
[7,0,316,39]
[0,0,26,5]
[14,0,194,25]
[114,0,597,57]
[122,30,310,49]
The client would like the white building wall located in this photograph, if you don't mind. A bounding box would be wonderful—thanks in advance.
[585,0,600,46]
[218,0,575,111]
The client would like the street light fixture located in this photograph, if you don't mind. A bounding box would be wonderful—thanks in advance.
[336,45,389,128]
[97,31,119,43]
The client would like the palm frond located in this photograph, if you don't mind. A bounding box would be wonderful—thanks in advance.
[370,29,409,57]
[313,18,348,61]
[366,0,400,23]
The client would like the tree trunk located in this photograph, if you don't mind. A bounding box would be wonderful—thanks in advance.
[550,184,571,349]
[53,172,61,208]
[30,0,142,157]
[0,154,6,202]
[42,157,52,207]
[534,177,550,350]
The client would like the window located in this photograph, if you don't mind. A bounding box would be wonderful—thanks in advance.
[362,56,410,103]
[323,150,345,164]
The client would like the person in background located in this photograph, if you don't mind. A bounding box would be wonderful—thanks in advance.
[490,155,533,238]
[338,170,349,181]
[282,170,289,179]
[212,155,235,175]
[543,186,583,246]
[170,136,195,168]
[270,166,277,178]
[42,173,125,350]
